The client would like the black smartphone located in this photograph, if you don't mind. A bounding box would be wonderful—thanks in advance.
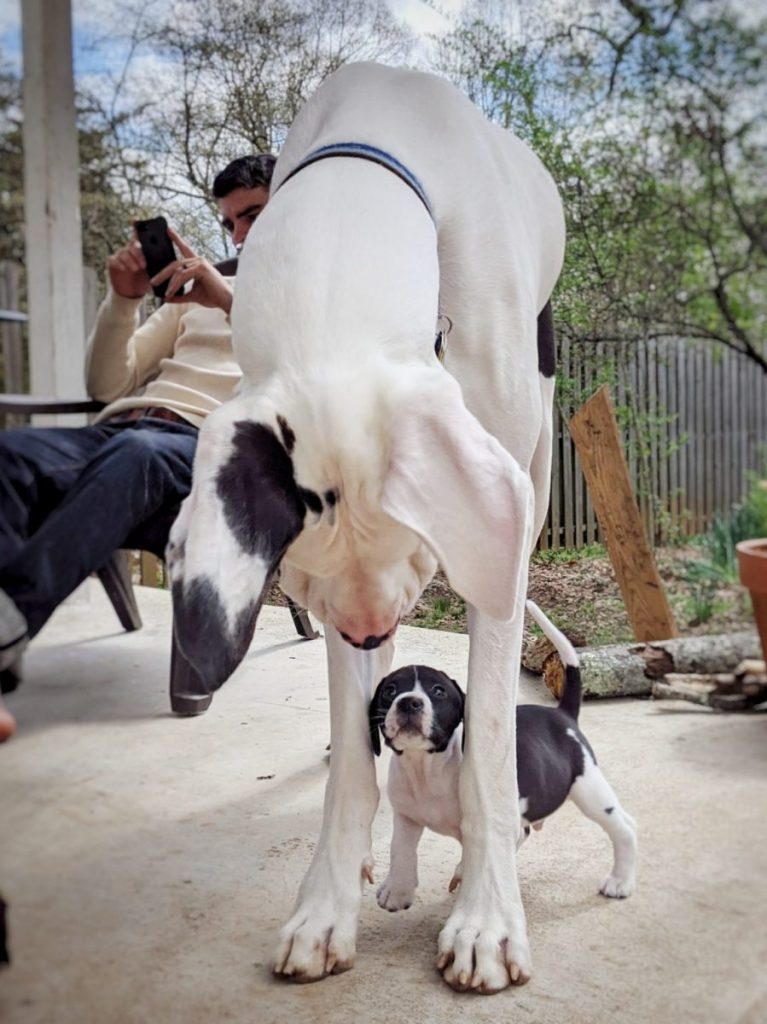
[134,216,177,298]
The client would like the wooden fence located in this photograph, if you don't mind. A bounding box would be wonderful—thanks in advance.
[542,337,767,550]
[2,260,766,551]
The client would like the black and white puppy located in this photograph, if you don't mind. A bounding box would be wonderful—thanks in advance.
[368,600,638,912]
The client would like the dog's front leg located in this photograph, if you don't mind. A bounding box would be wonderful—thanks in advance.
[273,629,393,982]
[377,813,424,912]
[437,604,531,994]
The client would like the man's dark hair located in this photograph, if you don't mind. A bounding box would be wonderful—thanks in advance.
[213,154,277,198]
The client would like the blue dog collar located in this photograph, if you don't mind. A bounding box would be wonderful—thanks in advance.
[277,142,434,220]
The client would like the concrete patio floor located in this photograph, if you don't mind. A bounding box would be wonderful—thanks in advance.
[1,582,765,1024]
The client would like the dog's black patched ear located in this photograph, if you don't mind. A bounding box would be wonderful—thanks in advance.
[368,679,388,756]
[168,412,307,694]
[217,420,306,560]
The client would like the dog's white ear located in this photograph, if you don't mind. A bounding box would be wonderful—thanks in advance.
[381,374,534,621]
[167,408,305,692]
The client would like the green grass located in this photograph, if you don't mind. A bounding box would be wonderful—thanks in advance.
[533,542,607,565]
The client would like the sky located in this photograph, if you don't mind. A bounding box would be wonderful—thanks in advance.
[0,0,467,78]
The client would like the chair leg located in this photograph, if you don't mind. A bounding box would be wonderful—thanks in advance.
[285,597,320,640]
[170,630,213,716]
[96,552,142,632]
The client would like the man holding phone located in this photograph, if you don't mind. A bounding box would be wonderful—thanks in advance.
[0,154,275,733]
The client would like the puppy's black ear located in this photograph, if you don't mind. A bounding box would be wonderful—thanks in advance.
[450,677,466,753]
[368,680,384,757]
[449,676,465,706]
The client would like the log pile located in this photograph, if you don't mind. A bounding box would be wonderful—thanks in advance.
[526,629,764,704]
[652,659,767,711]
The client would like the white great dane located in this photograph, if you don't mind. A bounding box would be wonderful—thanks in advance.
[167,62,565,993]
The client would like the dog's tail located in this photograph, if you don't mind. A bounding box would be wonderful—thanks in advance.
[525,599,581,720]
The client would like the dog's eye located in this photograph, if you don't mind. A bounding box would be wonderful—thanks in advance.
[383,684,398,701]
[432,685,446,698]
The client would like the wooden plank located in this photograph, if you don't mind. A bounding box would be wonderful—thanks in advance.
[648,339,660,542]
[0,261,25,395]
[568,385,677,641]
[575,341,591,547]
[704,343,715,527]
[562,338,575,549]
[657,340,670,541]
[585,342,601,546]
[675,340,687,535]
[692,344,704,534]
[139,552,162,588]
[738,348,749,498]
[546,402,562,551]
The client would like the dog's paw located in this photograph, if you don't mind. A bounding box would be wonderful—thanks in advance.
[376,876,416,912]
[273,905,358,982]
[436,910,532,993]
[600,874,635,899]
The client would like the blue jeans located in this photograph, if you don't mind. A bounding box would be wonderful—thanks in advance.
[0,417,198,638]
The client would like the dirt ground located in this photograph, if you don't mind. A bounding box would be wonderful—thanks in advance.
[397,546,754,648]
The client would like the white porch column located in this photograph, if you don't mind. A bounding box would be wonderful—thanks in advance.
[21,0,86,400]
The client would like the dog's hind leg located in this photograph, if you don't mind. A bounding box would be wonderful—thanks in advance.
[273,630,394,981]
[568,753,638,899]
[377,814,424,911]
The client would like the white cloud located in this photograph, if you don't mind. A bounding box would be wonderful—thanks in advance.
[388,0,464,35]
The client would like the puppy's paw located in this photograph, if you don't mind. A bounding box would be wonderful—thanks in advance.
[376,876,416,912]
[600,873,635,899]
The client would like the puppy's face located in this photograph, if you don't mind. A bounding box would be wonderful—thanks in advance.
[368,666,464,755]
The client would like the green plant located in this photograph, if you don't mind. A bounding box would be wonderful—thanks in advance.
[678,558,728,624]
[697,474,767,580]
[533,543,607,565]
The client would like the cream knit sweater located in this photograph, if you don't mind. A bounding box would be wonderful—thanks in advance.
[85,285,242,428]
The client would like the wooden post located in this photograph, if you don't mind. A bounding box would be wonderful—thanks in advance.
[569,385,678,641]
[21,0,86,413]
[139,552,162,588]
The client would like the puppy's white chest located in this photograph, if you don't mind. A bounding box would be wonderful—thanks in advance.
[387,757,462,840]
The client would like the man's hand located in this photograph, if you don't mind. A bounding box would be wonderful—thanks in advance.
[151,229,234,314]
[107,237,152,299]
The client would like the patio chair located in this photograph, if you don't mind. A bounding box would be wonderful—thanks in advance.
[0,392,320,717]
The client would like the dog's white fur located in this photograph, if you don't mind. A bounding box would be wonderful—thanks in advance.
[169,63,565,992]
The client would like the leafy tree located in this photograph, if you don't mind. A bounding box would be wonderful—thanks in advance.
[431,0,767,371]
[0,60,24,266]
[73,0,413,257]
[0,53,146,276]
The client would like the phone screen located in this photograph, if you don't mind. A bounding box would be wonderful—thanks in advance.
[134,217,177,298]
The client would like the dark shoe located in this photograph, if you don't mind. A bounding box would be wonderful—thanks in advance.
[0,589,27,672]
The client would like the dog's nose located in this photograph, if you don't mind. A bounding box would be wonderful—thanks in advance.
[339,627,396,650]
[399,696,423,715]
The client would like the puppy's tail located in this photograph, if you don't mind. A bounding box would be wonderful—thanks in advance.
[525,600,582,720]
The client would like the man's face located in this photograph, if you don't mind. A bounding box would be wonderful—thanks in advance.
[217,185,270,249]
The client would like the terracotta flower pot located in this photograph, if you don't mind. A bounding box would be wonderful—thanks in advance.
[736,538,767,661]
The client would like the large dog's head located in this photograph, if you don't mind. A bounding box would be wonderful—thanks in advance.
[167,364,534,692]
